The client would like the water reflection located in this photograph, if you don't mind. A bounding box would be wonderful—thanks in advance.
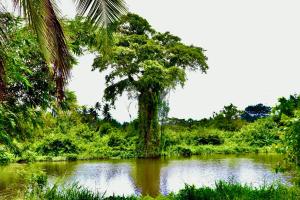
[0,154,292,199]
[132,159,168,196]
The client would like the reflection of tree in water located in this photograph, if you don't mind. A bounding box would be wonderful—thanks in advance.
[105,164,129,182]
[132,159,168,197]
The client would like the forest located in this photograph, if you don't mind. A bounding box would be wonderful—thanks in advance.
[1,1,300,200]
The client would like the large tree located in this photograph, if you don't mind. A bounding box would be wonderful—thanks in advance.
[0,0,127,102]
[93,14,208,157]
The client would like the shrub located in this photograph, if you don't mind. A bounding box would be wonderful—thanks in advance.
[19,150,37,163]
[66,154,78,161]
[195,134,224,145]
[238,118,280,147]
[284,111,300,165]
[0,149,13,165]
[108,133,125,147]
[176,146,192,157]
[99,123,112,136]
[37,135,79,156]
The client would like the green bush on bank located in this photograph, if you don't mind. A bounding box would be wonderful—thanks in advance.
[6,107,281,162]
[236,118,281,147]
[0,149,14,165]
[37,135,80,156]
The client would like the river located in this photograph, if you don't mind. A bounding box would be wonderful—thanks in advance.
[0,154,291,199]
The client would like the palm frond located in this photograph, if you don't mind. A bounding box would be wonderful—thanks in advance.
[12,0,51,62]
[43,0,72,101]
[74,0,127,27]
[13,0,72,101]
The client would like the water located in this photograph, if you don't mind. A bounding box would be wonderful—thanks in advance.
[0,154,292,199]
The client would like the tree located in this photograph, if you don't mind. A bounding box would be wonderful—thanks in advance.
[0,0,127,102]
[273,94,300,122]
[0,14,57,154]
[158,91,170,150]
[93,14,208,157]
[212,104,245,131]
[241,103,271,122]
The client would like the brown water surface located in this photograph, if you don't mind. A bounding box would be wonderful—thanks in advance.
[0,154,291,199]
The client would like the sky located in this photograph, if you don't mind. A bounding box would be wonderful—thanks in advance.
[5,0,300,122]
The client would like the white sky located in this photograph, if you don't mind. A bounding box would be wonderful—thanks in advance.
[5,0,300,122]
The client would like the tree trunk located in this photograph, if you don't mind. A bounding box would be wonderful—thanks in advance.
[138,90,160,157]
[0,58,6,102]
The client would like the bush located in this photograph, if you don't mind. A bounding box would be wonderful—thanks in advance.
[37,135,79,156]
[66,154,78,161]
[175,181,299,200]
[195,134,224,145]
[0,149,13,165]
[99,123,112,136]
[108,133,125,147]
[19,150,37,163]
[176,146,192,157]
[238,118,280,147]
[284,111,300,165]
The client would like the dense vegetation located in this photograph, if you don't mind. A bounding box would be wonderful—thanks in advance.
[0,13,291,164]
[1,4,300,199]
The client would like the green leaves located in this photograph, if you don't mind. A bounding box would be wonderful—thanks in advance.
[91,14,208,106]
[75,0,127,28]
[11,0,73,101]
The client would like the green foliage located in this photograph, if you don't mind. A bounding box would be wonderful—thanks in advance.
[37,135,80,156]
[0,14,55,154]
[24,181,300,200]
[99,123,113,136]
[173,182,299,200]
[237,118,280,147]
[282,111,300,166]
[20,150,38,163]
[211,104,246,131]
[90,13,208,157]
[108,132,125,147]
[273,94,300,122]
[0,149,13,165]
[195,134,224,145]
[175,146,192,157]
[66,154,78,161]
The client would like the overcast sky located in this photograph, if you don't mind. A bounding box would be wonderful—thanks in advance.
[6,0,300,122]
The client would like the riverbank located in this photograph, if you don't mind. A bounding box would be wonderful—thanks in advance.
[1,113,282,165]
[9,144,277,163]
[24,181,300,200]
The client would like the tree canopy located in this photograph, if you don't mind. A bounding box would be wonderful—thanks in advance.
[91,13,208,157]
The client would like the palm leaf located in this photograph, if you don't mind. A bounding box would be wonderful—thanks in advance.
[12,0,51,62]
[13,0,72,101]
[43,0,73,101]
[75,0,127,56]
[74,0,127,27]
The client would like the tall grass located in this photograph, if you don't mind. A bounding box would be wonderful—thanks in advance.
[25,181,300,200]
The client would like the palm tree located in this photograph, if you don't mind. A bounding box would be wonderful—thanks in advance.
[0,0,127,102]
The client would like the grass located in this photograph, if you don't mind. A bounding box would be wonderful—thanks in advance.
[24,181,300,200]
